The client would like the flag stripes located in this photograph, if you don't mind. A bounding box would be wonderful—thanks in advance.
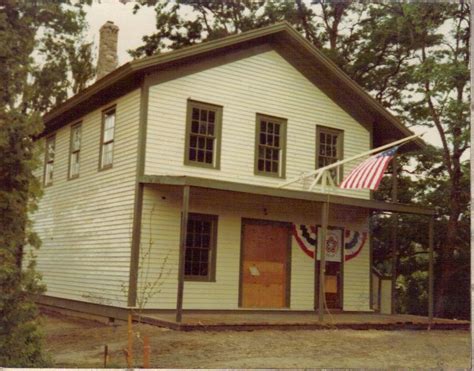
[339,146,398,190]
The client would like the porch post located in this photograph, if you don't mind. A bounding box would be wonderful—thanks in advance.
[319,201,328,322]
[428,216,434,329]
[176,185,190,323]
[391,155,398,314]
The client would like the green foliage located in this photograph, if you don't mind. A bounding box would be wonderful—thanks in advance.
[1,1,94,366]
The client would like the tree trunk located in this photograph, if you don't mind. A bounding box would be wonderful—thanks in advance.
[434,178,462,317]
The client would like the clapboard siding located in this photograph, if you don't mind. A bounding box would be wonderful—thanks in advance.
[138,186,370,310]
[145,49,371,199]
[30,89,141,307]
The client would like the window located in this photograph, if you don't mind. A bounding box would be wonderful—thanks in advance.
[100,108,115,169]
[316,126,343,183]
[184,213,218,281]
[69,123,81,179]
[254,114,287,178]
[44,135,55,186]
[184,100,222,169]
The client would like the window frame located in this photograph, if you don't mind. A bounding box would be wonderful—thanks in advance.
[315,125,344,184]
[99,106,116,171]
[43,134,56,187]
[184,213,218,282]
[254,113,287,179]
[68,122,82,180]
[184,99,223,170]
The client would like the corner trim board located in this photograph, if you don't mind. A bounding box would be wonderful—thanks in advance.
[127,77,150,307]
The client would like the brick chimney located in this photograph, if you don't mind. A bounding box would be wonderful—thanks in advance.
[96,21,119,81]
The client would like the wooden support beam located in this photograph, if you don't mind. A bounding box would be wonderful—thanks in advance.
[314,203,319,311]
[428,216,434,329]
[319,202,329,322]
[391,155,398,315]
[176,185,190,323]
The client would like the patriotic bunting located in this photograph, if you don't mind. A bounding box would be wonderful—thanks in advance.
[292,224,367,262]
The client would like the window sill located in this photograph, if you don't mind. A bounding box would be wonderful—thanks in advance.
[99,164,113,172]
[184,161,220,170]
[184,276,216,282]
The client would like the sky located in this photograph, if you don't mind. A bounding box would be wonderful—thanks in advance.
[83,0,444,150]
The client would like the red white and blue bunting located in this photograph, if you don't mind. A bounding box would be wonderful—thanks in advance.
[344,229,368,261]
[292,224,367,262]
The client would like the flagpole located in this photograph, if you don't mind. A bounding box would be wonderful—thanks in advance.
[278,132,424,189]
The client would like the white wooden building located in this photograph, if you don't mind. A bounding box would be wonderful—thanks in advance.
[31,22,434,321]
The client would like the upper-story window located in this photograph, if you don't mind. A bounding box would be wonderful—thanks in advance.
[100,107,115,170]
[254,114,287,178]
[316,126,344,183]
[185,213,218,281]
[44,135,55,186]
[69,123,81,179]
[184,100,222,169]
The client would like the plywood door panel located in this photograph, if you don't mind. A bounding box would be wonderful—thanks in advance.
[241,222,289,308]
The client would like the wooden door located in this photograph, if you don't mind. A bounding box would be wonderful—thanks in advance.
[241,221,290,308]
[324,261,342,308]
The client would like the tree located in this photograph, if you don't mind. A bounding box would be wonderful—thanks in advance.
[131,1,470,317]
[398,3,470,316]
[373,146,470,319]
[0,1,95,366]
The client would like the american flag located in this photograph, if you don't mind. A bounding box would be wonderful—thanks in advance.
[339,146,398,190]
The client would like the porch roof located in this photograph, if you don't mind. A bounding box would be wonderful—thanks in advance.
[139,175,435,216]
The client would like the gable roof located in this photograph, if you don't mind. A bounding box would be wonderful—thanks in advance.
[42,22,423,151]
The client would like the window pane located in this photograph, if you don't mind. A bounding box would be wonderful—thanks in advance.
[272,149,279,160]
[102,142,113,167]
[256,117,285,176]
[191,121,199,133]
[185,215,215,279]
[45,163,53,184]
[272,161,278,173]
[208,111,215,123]
[190,136,197,148]
[187,103,218,166]
[192,108,199,120]
[70,152,80,177]
[197,150,204,162]
[104,127,114,142]
[198,137,205,149]
[268,122,274,134]
[72,126,81,151]
[206,138,213,150]
[205,151,212,164]
[208,123,214,136]
[265,161,271,172]
[267,134,274,146]
[189,148,196,161]
[46,139,55,161]
[105,112,115,131]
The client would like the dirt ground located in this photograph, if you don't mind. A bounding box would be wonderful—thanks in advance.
[41,311,471,369]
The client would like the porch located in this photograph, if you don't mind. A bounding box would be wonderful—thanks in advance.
[131,175,437,325]
[138,311,469,331]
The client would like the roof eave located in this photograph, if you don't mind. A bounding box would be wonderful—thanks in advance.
[41,21,425,151]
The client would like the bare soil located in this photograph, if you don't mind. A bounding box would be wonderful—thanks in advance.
[41,311,470,369]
